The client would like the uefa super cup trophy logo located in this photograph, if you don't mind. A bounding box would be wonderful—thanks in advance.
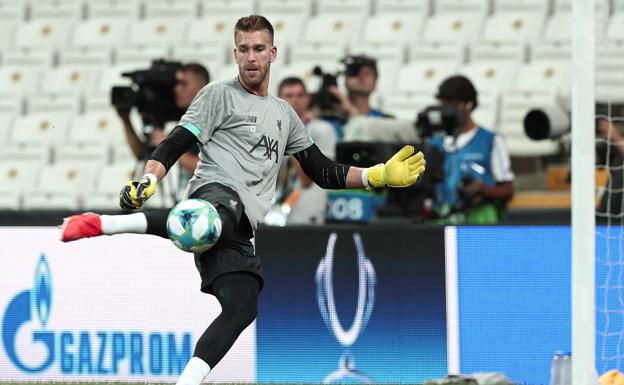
[316,232,376,384]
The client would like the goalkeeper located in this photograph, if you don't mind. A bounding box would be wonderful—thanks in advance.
[60,15,425,385]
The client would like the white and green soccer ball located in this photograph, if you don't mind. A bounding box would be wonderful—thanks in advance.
[166,199,222,253]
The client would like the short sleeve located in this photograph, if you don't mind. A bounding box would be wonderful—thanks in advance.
[284,104,313,155]
[491,135,515,182]
[178,83,226,142]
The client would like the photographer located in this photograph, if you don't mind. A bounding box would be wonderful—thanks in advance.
[115,62,210,199]
[427,75,514,224]
[317,55,392,138]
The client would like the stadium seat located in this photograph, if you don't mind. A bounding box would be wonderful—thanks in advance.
[543,12,607,43]
[14,19,73,48]
[186,16,240,46]
[0,142,51,164]
[0,20,17,49]
[54,142,109,165]
[469,41,525,63]
[302,14,365,47]
[171,42,226,75]
[607,13,624,42]
[0,98,22,120]
[0,66,42,96]
[115,45,170,67]
[96,63,142,93]
[316,0,371,16]
[258,0,313,17]
[200,0,255,17]
[383,90,437,121]
[361,13,426,45]
[40,66,99,96]
[374,0,430,15]
[2,46,55,67]
[0,113,15,142]
[272,61,341,96]
[394,61,460,94]
[289,42,346,66]
[0,1,26,21]
[83,161,136,209]
[86,0,142,19]
[553,0,609,21]
[71,19,130,47]
[144,0,199,19]
[264,14,307,48]
[460,61,519,94]
[58,46,114,67]
[482,12,545,44]
[498,90,560,156]
[471,91,500,131]
[614,0,624,14]
[9,112,73,145]
[127,18,187,47]
[435,0,489,15]
[596,42,624,103]
[0,161,41,210]
[422,12,485,43]
[68,111,126,144]
[493,0,548,17]
[111,141,137,164]
[408,41,464,64]
[530,41,571,62]
[35,162,99,195]
[22,192,80,210]
[513,60,571,97]
[30,0,83,20]
[27,94,81,114]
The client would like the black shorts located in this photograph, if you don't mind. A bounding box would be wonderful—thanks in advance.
[189,183,263,294]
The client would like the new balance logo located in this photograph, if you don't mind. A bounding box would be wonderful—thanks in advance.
[249,134,279,163]
[229,200,238,210]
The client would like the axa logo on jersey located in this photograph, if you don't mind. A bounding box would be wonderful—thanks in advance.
[1,255,191,377]
[249,134,279,163]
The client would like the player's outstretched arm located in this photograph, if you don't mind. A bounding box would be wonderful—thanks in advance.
[293,144,426,190]
[119,126,199,210]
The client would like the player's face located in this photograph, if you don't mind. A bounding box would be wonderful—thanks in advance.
[278,83,309,119]
[174,70,205,109]
[234,30,277,94]
[345,65,377,95]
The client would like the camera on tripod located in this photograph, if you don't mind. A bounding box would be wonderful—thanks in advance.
[111,59,185,128]
[415,104,464,139]
[312,55,378,123]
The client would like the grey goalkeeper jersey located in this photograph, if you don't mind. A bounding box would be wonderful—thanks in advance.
[179,77,313,230]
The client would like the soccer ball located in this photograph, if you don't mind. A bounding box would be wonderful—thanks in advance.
[166,199,222,253]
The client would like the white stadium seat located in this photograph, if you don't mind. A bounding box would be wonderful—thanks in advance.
[35,162,99,196]
[58,46,114,67]
[395,61,459,94]
[27,94,81,114]
[115,45,170,67]
[383,90,437,121]
[513,61,571,97]
[127,18,187,47]
[258,0,313,17]
[289,42,346,65]
[362,13,426,45]
[0,96,22,115]
[0,161,41,193]
[435,0,489,15]
[0,20,17,49]
[68,111,126,144]
[14,19,73,48]
[0,113,15,142]
[530,41,571,62]
[0,66,42,96]
[0,1,26,21]
[615,0,624,14]
[145,0,199,19]
[272,61,342,96]
[469,41,525,63]
[482,12,545,44]
[172,42,227,76]
[316,0,371,16]
[83,161,136,209]
[54,142,109,164]
[186,16,240,45]
[2,47,55,67]
[265,14,307,48]
[71,19,130,47]
[40,66,99,96]
[22,192,80,210]
[96,63,140,93]
[408,41,465,64]
[422,12,485,43]
[493,0,548,17]
[0,142,51,164]
[302,14,365,46]
[553,0,609,21]
[460,61,519,94]
[9,112,73,145]
[596,42,624,103]
[86,0,142,19]
[374,0,430,15]
[30,0,83,20]
[200,0,255,17]
[607,13,624,42]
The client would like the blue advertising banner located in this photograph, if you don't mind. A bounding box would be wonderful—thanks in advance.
[255,226,448,384]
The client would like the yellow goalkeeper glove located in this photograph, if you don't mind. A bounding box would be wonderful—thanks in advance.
[119,174,157,210]
[365,145,426,188]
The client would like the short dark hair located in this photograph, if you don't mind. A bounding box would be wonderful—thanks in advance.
[278,76,306,95]
[436,75,478,110]
[234,15,274,44]
[180,63,210,85]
